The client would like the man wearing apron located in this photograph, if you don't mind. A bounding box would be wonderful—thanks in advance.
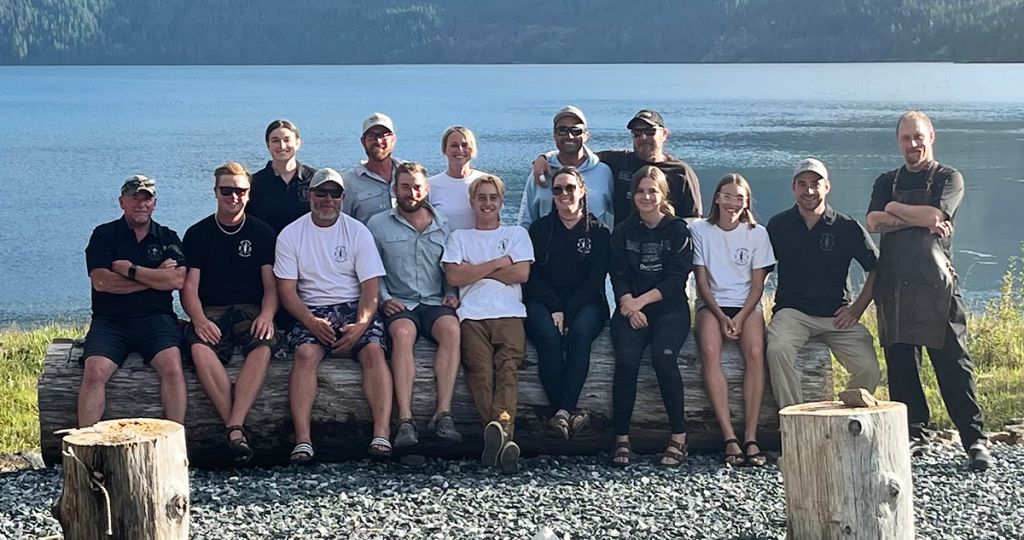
[866,110,991,471]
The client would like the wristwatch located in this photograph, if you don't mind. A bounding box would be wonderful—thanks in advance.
[127,264,138,281]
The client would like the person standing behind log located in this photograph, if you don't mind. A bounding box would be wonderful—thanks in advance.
[181,162,278,465]
[608,166,693,468]
[524,166,610,440]
[79,175,187,427]
[367,162,464,448]
[343,112,403,224]
[248,119,317,235]
[442,175,534,474]
[274,168,393,463]
[691,173,775,467]
[765,158,881,409]
[427,126,486,231]
[866,110,991,471]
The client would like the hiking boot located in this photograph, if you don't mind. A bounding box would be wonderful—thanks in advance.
[394,419,419,449]
[430,412,463,443]
[968,440,993,472]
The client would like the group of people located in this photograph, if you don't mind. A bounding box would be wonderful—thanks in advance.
[78,106,992,473]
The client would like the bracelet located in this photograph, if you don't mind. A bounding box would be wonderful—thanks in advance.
[127,264,137,281]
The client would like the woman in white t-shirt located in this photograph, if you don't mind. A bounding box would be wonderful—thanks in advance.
[427,126,488,230]
[690,173,776,467]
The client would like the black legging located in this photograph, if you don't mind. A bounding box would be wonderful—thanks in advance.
[610,303,691,435]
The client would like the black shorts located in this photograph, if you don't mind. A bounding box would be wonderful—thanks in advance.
[385,303,458,343]
[81,314,182,367]
[184,304,278,365]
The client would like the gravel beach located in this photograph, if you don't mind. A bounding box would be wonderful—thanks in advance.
[2,444,1022,539]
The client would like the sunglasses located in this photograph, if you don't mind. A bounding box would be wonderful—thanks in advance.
[218,186,249,197]
[311,188,344,199]
[555,126,586,137]
[631,127,659,138]
[551,184,579,196]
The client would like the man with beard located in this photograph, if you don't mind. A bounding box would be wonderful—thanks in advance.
[275,168,393,462]
[79,175,187,427]
[366,162,464,448]
[344,112,402,224]
[866,110,991,471]
[517,106,614,227]
[532,109,702,225]
[765,158,881,409]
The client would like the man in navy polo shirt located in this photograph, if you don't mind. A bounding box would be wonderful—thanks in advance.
[79,175,188,427]
[765,158,881,408]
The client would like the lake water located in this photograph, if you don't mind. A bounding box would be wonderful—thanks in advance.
[1,63,1022,326]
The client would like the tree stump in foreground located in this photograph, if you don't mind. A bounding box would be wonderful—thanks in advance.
[55,418,190,540]
[779,401,913,540]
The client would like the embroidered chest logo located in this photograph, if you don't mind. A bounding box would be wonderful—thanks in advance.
[497,238,509,254]
[733,247,751,266]
[238,239,253,258]
[577,238,592,255]
[334,245,348,263]
[146,244,163,261]
[819,233,836,252]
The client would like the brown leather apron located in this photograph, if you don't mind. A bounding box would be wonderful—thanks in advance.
[874,164,955,349]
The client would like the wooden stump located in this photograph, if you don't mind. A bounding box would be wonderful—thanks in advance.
[55,418,190,540]
[779,401,914,540]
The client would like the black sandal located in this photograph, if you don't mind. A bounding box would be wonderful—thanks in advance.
[660,439,687,468]
[611,440,632,468]
[226,425,253,465]
[743,440,767,467]
[723,438,744,466]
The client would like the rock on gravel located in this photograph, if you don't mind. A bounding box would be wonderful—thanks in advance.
[2,445,1023,539]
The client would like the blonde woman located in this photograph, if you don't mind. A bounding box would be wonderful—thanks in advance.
[428,126,487,230]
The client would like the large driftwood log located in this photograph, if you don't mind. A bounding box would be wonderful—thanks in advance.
[779,401,913,539]
[40,333,832,467]
[54,418,190,540]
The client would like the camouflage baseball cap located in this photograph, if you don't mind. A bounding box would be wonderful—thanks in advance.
[120,175,156,196]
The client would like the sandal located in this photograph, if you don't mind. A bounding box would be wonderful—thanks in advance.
[723,438,744,466]
[611,439,632,468]
[429,411,463,443]
[394,419,419,449]
[549,410,570,440]
[743,440,767,467]
[368,436,393,459]
[289,442,314,465]
[568,409,591,438]
[226,425,254,465]
[660,438,687,468]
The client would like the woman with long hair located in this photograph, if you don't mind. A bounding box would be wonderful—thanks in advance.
[428,126,488,230]
[524,166,610,439]
[690,173,776,467]
[248,119,318,235]
[608,166,693,468]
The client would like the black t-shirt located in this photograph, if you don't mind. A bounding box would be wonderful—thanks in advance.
[868,162,963,258]
[597,150,703,224]
[85,217,185,318]
[767,205,878,317]
[182,215,276,307]
[525,212,610,321]
[247,161,317,234]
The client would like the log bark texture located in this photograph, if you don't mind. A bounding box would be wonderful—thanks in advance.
[54,418,190,540]
[40,333,832,467]
[779,401,914,540]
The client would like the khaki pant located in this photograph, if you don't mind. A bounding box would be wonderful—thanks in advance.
[766,308,881,408]
[460,318,525,434]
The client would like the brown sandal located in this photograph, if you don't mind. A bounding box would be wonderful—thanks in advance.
[724,438,744,466]
[611,440,632,468]
[660,438,687,467]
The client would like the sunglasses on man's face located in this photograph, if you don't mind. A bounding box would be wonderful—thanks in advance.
[218,186,249,197]
[631,127,659,138]
[551,184,579,196]
[555,126,586,137]
[311,188,344,199]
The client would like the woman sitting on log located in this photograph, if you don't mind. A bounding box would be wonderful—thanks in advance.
[608,166,694,468]
[524,166,610,439]
[689,173,776,467]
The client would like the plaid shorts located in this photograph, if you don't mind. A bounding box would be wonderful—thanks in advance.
[287,302,385,358]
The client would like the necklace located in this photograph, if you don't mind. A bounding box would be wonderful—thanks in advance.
[215,214,245,236]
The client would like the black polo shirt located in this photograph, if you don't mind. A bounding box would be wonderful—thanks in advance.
[766,205,878,317]
[247,161,317,234]
[85,217,186,318]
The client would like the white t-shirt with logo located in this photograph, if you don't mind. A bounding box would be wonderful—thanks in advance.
[428,170,484,231]
[442,225,535,321]
[689,218,776,309]
[274,213,386,306]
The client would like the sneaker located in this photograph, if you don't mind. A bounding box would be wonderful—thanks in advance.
[482,421,507,467]
[968,440,992,472]
[498,440,520,474]
[393,419,419,449]
[430,412,463,444]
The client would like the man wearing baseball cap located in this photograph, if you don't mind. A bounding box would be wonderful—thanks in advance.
[531,108,702,226]
[517,105,614,228]
[765,158,881,409]
[275,167,394,462]
[343,112,403,224]
[78,175,188,427]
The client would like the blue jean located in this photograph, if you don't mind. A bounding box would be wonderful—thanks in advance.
[524,300,606,412]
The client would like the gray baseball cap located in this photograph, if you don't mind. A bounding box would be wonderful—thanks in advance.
[793,157,829,181]
[362,112,395,135]
[553,105,587,126]
[310,168,345,190]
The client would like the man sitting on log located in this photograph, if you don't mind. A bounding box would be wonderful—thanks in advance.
[766,158,881,408]
[181,162,278,465]
[79,175,187,427]
[367,162,464,448]
[442,175,534,473]
[274,168,394,463]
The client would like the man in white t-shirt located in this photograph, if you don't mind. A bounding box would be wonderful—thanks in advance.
[442,175,534,473]
[275,167,393,463]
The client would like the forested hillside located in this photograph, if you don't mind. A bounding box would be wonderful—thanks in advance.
[1,0,1020,64]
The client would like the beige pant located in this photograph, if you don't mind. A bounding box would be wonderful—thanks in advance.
[766,308,881,408]
[460,318,525,434]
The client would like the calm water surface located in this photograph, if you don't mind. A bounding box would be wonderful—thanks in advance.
[1,63,1022,325]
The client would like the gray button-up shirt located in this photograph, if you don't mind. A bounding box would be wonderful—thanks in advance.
[343,158,401,224]
[366,204,455,309]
